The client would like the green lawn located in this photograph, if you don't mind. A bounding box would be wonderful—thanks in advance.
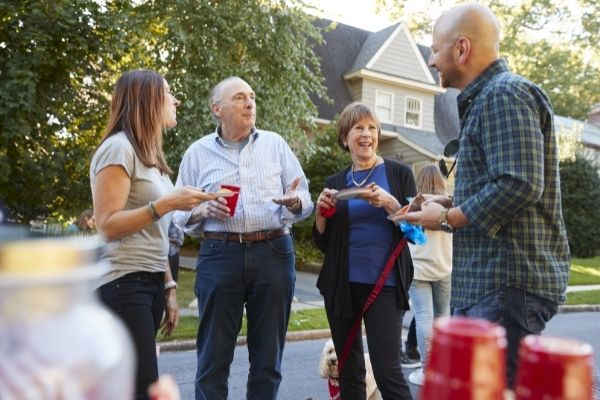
[158,308,329,342]
[177,269,197,308]
[566,289,600,305]
[569,257,600,285]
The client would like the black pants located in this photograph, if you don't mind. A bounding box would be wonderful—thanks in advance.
[326,283,412,400]
[99,271,165,400]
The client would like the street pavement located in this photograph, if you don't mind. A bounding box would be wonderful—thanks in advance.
[159,312,600,400]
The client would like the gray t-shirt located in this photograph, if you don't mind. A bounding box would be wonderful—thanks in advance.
[90,132,174,286]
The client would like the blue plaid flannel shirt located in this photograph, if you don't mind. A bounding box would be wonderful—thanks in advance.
[452,59,570,308]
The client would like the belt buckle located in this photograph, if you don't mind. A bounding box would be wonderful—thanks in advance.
[238,233,243,244]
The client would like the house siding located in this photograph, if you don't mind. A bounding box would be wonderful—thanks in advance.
[370,28,431,84]
[362,80,435,132]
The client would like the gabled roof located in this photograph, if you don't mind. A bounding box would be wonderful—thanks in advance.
[350,23,400,73]
[311,19,441,120]
[310,19,449,157]
[311,19,370,120]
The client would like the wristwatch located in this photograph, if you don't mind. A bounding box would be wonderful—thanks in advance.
[439,208,456,233]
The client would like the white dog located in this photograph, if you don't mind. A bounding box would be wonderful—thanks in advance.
[318,339,382,400]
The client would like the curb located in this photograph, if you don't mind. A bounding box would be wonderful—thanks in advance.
[158,329,332,353]
[159,305,600,352]
[558,304,600,313]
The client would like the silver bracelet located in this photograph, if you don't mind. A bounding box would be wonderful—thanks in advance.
[148,201,161,221]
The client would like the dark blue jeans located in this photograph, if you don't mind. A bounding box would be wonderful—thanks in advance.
[98,271,165,400]
[194,235,295,400]
[453,287,558,387]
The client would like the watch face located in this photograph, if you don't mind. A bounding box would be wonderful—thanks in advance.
[440,222,454,233]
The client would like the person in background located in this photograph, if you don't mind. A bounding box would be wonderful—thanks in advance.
[405,165,452,386]
[314,102,415,399]
[65,209,95,235]
[90,69,222,400]
[390,4,570,387]
[168,221,184,282]
[173,76,313,400]
[400,316,421,368]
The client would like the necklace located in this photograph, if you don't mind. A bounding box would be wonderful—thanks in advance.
[351,158,379,187]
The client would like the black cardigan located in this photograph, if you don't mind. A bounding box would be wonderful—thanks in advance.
[313,159,417,319]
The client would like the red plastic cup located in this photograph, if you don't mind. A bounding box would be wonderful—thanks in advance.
[515,335,594,400]
[220,184,240,216]
[319,206,336,218]
[421,316,507,400]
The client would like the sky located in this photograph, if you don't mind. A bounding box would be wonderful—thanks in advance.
[303,0,588,47]
[304,0,395,32]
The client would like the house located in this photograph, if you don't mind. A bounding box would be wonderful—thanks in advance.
[310,19,600,176]
[310,19,458,176]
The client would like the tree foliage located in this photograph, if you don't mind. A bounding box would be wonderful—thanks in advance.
[374,0,600,120]
[0,0,138,222]
[0,0,327,223]
[559,156,600,257]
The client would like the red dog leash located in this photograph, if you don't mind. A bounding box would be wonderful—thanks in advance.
[337,238,408,376]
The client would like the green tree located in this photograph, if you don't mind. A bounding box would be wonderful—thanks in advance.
[374,0,600,120]
[142,0,327,171]
[0,0,146,223]
[559,156,600,257]
[0,0,327,223]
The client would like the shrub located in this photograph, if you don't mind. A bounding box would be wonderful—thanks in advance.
[559,155,600,257]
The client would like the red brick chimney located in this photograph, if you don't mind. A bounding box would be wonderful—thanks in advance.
[588,103,600,127]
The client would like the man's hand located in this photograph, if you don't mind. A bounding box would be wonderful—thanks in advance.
[273,177,302,213]
[189,197,231,223]
[388,201,447,230]
[160,289,179,337]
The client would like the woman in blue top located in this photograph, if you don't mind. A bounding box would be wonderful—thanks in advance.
[313,102,416,399]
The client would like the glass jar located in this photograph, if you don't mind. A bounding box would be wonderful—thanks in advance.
[0,233,135,399]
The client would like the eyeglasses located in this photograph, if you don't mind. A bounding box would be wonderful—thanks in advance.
[438,139,458,178]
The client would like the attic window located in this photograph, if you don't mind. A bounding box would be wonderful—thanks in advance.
[375,90,394,123]
[405,97,422,128]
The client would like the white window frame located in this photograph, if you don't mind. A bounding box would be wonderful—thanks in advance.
[404,96,422,129]
[375,90,394,124]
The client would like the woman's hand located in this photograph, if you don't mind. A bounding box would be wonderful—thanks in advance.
[316,188,338,212]
[160,288,179,337]
[315,188,338,234]
[158,186,231,215]
[360,183,401,214]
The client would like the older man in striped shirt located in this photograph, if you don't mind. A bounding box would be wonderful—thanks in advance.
[173,76,313,400]
[391,4,570,387]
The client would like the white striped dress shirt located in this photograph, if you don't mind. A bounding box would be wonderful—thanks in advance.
[173,128,313,235]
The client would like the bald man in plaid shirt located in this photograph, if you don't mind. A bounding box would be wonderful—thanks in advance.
[391,4,570,387]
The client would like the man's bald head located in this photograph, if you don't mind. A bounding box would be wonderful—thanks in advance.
[434,3,501,58]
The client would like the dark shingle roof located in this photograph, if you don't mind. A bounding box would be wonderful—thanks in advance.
[382,123,445,155]
[349,23,400,73]
[310,19,370,120]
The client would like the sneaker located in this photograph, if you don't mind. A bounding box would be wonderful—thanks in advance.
[408,368,425,386]
[400,352,422,368]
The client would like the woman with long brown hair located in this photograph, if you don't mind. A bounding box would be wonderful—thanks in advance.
[90,70,222,399]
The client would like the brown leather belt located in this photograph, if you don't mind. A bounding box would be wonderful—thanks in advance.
[203,228,287,243]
